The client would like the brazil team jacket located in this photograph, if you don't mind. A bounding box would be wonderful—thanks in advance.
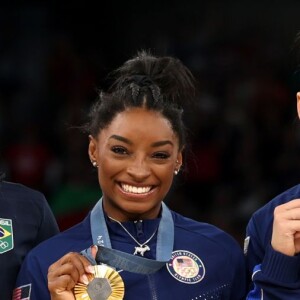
[15,204,247,299]
[245,184,300,299]
[0,180,59,300]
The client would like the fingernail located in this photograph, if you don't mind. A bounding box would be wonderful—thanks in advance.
[86,265,95,274]
[92,245,98,251]
[82,274,89,285]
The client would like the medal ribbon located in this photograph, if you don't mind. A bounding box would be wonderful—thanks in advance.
[82,198,174,274]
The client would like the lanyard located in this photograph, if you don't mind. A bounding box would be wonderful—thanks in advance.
[83,198,174,274]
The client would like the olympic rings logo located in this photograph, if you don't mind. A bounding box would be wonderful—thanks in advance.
[0,240,9,249]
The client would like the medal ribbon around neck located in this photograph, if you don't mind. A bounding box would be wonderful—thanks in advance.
[81,197,174,274]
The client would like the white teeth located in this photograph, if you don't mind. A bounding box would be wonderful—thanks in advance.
[121,184,151,194]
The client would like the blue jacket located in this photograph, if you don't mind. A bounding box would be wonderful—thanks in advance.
[15,205,246,299]
[0,180,59,299]
[245,184,300,299]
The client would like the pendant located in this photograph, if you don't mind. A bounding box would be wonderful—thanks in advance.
[134,244,150,256]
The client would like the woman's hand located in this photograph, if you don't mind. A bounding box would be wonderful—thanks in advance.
[48,246,98,300]
[271,199,300,256]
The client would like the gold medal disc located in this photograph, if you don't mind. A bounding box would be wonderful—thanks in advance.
[74,265,124,300]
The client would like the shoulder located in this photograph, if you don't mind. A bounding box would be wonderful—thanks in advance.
[0,181,54,227]
[24,216,93,264]
[0,181,52,219]
[171,211,242,252]
[0,181,46,204]
[249,184,300,223]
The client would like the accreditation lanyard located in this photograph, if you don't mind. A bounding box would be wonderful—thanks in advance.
[85,198,174,274]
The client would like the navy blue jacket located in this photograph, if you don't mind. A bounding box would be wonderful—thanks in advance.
[0,180,59,299]
[15,205,246,299]
[245,184,300,299]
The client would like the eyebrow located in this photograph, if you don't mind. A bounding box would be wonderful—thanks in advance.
[109,135,174,147]
[109,135,132,144]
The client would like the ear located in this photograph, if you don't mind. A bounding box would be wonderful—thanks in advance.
[88,135,98,163]
[297,92,300,119]
[176,151,183,169]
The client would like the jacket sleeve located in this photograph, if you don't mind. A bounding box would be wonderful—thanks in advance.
[14,251,51,300]
[35,193,60,245]
[246,214,300,299]
[229,242,247,300]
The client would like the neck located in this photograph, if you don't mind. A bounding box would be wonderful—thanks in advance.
[102,198,162,222]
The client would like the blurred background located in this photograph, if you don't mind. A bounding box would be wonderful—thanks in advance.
[1,1,300,245]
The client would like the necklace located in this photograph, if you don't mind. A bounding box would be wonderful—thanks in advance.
[108,216,158,257]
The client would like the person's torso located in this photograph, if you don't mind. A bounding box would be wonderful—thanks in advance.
[17,210,244,299]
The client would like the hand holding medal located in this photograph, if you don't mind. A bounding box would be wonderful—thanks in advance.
[48,246,124,300]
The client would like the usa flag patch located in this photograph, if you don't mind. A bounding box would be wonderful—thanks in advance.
[13,284,31,300]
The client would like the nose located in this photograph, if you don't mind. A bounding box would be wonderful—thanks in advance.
[126,158,151,180]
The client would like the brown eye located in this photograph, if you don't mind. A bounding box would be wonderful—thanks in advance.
[152,152,170,159]
[111,146,128,155]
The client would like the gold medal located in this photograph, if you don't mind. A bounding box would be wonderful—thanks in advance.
[74,265,124,300]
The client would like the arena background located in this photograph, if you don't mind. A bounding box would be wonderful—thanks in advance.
[1,1,300,245]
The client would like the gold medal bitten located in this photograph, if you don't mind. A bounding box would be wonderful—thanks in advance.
[74,265,124,300]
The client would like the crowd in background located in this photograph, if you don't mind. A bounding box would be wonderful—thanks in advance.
[1,1,300,244]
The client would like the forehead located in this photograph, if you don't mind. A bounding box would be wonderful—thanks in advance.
[100,108,178,143]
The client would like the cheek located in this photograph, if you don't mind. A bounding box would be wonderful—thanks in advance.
[99,158,123,178]
[157,168,175,199]
[156,166,174,183]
